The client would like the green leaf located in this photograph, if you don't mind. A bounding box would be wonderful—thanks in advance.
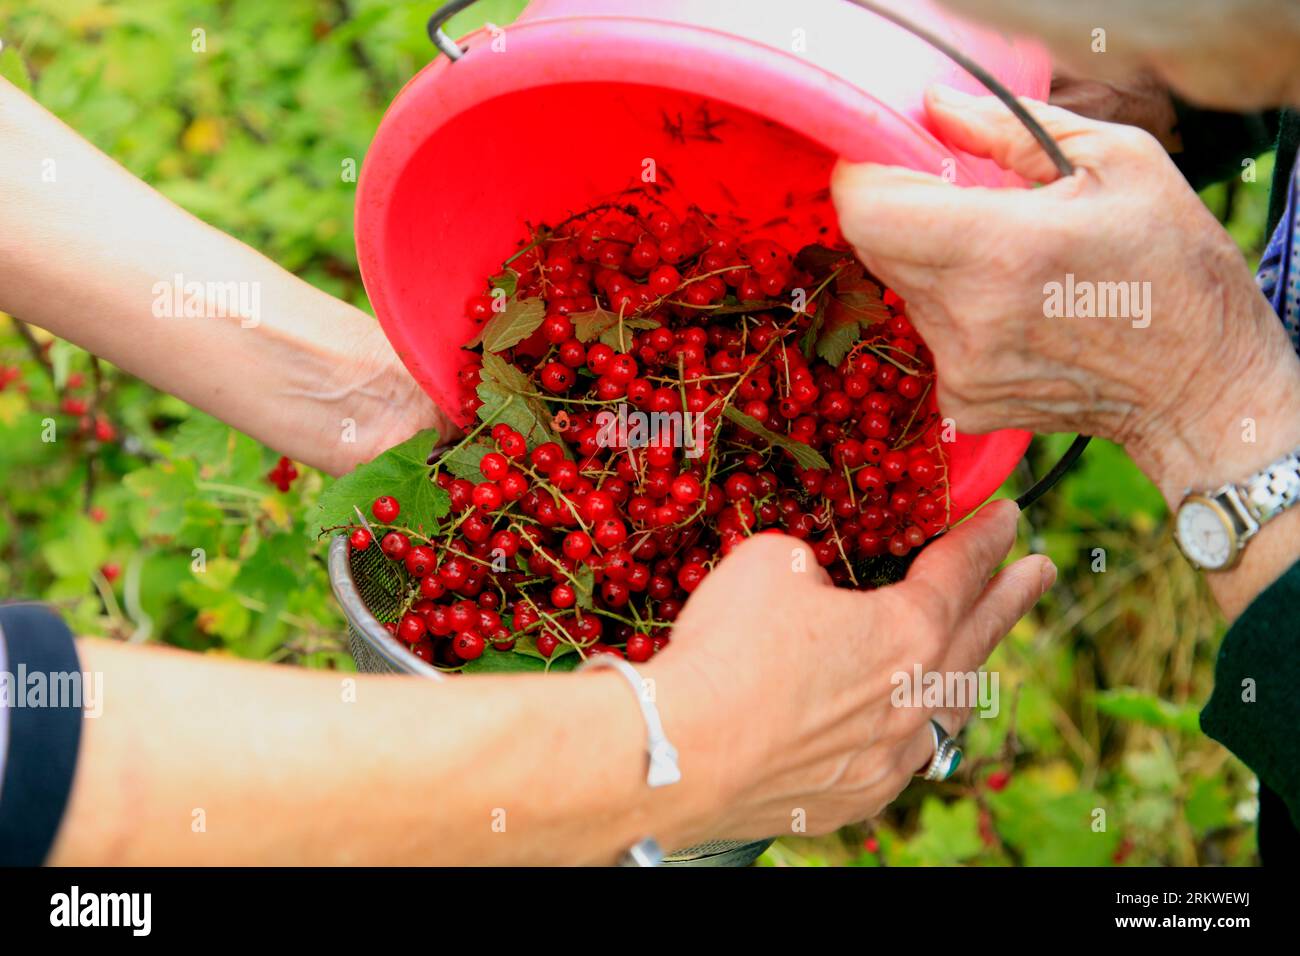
[43,516,108,580]
[50,341,76,390]
[794,243,852,278]
[475,297,546,353]
[475,380,562,451]
[315,428,449,536]
[723,406,830,470]
[489,269,519,299]
[834,265,890,326]
[572,308,659,348]
[177,498,227,553]
[0,43,33,94]
[574,565,595,610]
[462,641,581,673]
[1093,688,1202,735]
[903,797,985,865]
[174,412,267,484]
[460,648,551,673]
[179,556,250,642]
[478,351,567,455]
[800,309,824,359]
[172,412,230,467]
[511,630,580,664]
[814,309,861,367]
[702,298,785,316]
[124,459,200,538]
[599,319,659,350]
[440,440,492,480]
[1184,776,1233,836]
[235,534,306,601]
[479,349,534,395]
[572,308,619,342]
[987,772,1120,866]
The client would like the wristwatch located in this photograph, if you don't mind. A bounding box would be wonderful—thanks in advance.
[1173,448,1300,570]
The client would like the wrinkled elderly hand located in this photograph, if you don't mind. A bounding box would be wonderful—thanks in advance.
[831,86,1300,507]
[646,500,1053,840]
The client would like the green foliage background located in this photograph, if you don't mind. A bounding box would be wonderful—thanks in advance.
[0,0,1277,866]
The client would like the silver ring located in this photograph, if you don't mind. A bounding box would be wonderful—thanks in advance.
[917,719,963,781]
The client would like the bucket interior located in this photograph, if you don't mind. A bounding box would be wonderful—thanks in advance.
[367,79,1030,516]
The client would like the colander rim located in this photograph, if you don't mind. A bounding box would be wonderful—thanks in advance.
[328,535,446,680]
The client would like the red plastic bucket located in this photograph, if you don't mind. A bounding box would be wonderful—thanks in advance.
[355,0,1046,518]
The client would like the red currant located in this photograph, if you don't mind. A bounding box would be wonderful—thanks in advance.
[372,496,400,523]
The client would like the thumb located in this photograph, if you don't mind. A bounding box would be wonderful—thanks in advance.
[923,84,1117,184]
[888,499,1023,634]
[831,161,1014,270]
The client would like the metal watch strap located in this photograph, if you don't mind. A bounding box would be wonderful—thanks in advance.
[1238,450,1300,525]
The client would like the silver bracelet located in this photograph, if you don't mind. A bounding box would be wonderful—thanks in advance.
[581,655,682,868]
[581,655,681,788]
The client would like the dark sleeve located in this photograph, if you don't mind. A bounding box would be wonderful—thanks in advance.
[1200,561,1300,829]
[1169,99,1279,192]
[0,603,84,866]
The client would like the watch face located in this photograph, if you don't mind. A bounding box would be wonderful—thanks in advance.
[1175,497,1237,569]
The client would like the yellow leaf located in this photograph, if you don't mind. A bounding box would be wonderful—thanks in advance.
[182,117,225,155]
[1037,761,1081,794]
[261,494,293,530]
[0,391,26,426]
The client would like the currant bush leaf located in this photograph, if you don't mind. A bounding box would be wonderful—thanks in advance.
[461,645,581,673]
[814,305,862,367]
[474,297,546,353]
[477,352,568,454]
[475,380,563,451]
[0,44,33,94]
[440,439,493,480]
[489,269,519,299]
[794,243,853,278]
[835,264,890,326]
[124,459,201,538]
[479,349,533,395]
[598,318,659,350]
[722,407,830,470]
[572,308,658,348]
[510,631,584,671]
[573,564,595,610]
[315,428,449,537]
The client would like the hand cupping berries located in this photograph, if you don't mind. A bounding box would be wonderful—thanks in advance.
[339,197,951,672]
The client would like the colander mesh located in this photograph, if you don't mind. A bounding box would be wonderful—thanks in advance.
[350,538,411,625]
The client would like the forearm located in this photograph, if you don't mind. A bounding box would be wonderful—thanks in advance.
[1129,290,1300,621]
[49,639,719,865]
[0,78,447,475]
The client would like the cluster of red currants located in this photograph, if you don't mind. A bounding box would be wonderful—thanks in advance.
[266,455,299,493]
[58,372,117,443]
[350,203,948,669]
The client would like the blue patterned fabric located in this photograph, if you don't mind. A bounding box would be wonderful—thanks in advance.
[1258,157,1300,351]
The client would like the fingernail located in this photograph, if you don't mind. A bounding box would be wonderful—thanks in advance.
[990,497,1021,521]
[927,84,974,106]
[1040,558,1057,591]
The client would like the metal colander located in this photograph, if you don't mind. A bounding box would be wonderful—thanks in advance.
[327,534,772,866]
